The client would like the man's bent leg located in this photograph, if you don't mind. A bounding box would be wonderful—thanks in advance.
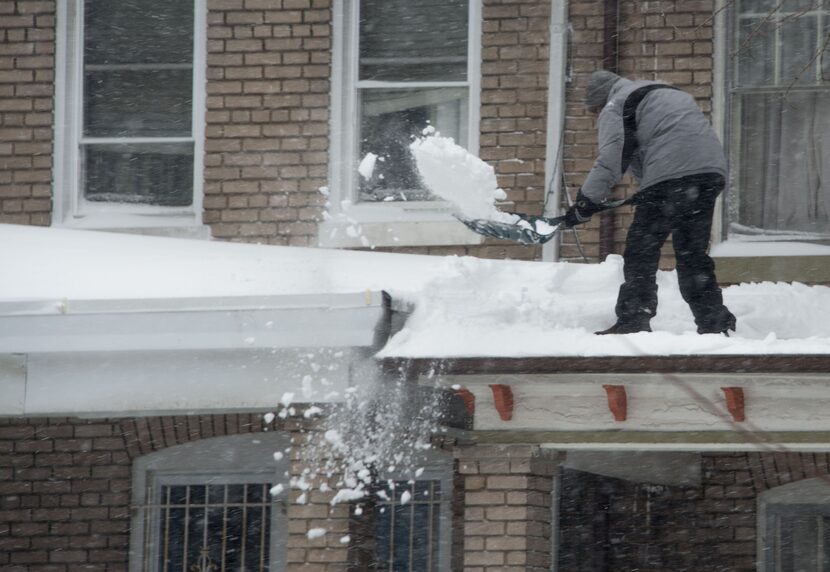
[671,176,736,334]
[612,195,671,329]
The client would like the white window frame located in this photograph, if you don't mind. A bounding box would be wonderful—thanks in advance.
[322,0,483,248]
[713,0,830,252]
[53,0,209,238]
[129,433,290,572]
[757,477,830,572]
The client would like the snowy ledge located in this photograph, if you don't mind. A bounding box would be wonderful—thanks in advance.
[3,224,829,359]
[381,355,830,376]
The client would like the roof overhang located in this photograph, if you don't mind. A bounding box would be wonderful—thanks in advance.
[1,291,390,417]
[383,355,830,450]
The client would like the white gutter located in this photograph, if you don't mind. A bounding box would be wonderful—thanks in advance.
[0,291,387,353]
[0,291,390,417]
[542,0,570,262]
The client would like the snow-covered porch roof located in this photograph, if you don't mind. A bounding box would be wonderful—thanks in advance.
[3,223,829,428]
[0,224,425,417]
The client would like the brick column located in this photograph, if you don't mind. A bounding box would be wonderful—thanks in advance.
[458,444,557,571]
[204,0,331,245]
[0,0,55,227]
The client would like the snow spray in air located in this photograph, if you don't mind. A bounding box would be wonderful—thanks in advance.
[266,351,446,540]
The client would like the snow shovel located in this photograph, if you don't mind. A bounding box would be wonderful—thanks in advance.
[457,198,629,246]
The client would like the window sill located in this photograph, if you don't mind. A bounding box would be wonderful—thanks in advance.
[712,251,830,284]
[56,213,212,240]
[318,218,483,248]
[317,201,488,248]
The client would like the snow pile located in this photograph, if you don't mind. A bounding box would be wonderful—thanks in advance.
[2,224,829,356]
[379,254,830,357]
[410,132,515,223]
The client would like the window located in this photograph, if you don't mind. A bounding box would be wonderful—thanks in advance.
[349,454,454,571]
[55,0,207,236]
[325,0,481,247]
[373,479,444,571]
[728,0,830,244]
[758,477,830,571]
[129,434,289,572]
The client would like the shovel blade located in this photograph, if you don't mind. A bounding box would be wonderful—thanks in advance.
[457,213,564,245]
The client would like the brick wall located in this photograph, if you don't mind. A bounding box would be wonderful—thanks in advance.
[458,444,556,572]
[458,0,550,261]
[561,0,716,264]
[203,0,332,246]
[0,414,350,572]
[0,0,54,227]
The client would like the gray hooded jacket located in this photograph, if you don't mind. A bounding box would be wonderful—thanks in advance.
[581,78,727,204]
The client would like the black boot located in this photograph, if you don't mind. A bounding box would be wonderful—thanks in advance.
[697,312,737,336]
[595,321,652,335]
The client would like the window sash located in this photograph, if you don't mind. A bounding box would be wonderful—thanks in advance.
[54,0,206,229]
[734,1,830,88]
[727,2,830,241]
[79,0,195,209]
[333,0,480,210]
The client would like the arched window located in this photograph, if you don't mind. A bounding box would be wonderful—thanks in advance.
[758,477,830,572]
[128,433,291,572]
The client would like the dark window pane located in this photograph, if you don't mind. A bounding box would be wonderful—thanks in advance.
[411,503,431,568]
[227,485,245,504]
[359,0,468,82]
[224,506,244,570]
[84,0,193,66]
[780,13,818,86]
[189,485,206,505]
[84,69,192,137]
[207,506,226,570]
[733,92,830,236]
[245,507,264,569]
[392,504,412,570]
[372,480,441,571]
[156,481,272,572]
[208,485,226,505]
[164,507,186,571]
[83,143,194,207]
[374,505,391,568]
[169,485,188,506]
[359,87,468,202]
[186,507,206,570]
[246,483,265,504]
[736,16,776,87]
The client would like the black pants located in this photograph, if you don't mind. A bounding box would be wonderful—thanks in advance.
[616,173,733,330]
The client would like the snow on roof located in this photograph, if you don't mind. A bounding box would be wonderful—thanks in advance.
[5,224,830,357]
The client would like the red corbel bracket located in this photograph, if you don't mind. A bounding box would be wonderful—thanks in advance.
[603,385,627,422]
[721,387,745,422]
[489,384,513,421]
[454,388,476,415]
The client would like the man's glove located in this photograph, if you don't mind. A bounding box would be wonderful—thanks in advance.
[562,190,603,228]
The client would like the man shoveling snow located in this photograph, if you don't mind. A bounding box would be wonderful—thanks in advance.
[409,73,736,337]
[571,71,736,336]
